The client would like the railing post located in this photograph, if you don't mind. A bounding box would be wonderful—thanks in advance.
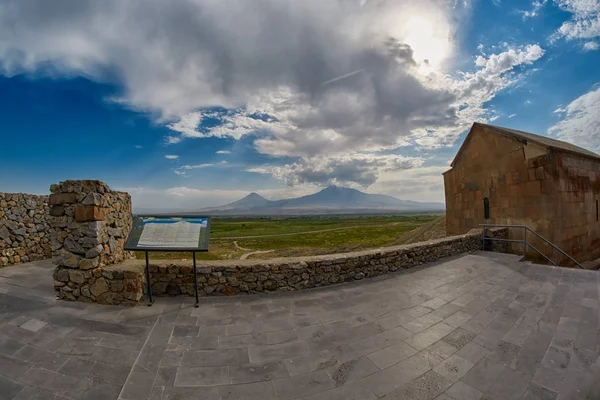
[555,248,558,266]
[523,228,527,257]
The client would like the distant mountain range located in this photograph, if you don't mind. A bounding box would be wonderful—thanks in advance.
[197,185,444,215]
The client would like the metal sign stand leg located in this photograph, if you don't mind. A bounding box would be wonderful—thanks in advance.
[145,251,154,307]
[193,252,199,308]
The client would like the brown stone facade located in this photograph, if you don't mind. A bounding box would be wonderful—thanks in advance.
[444,124,600,265]
[0,193,51,266]
[49,180,136,303]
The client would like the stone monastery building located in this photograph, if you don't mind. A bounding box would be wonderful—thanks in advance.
[444,122,600,265]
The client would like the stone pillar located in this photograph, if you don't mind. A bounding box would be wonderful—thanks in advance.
[49,180,136,303]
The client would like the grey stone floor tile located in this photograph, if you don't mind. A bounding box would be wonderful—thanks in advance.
[182,348,249,367]
[510,330,553,372]
[427,339,458,360]
[161,349,185,367]
[329,337,380,364]
[307,381,378,400]
[272,370,335,399]
[58,357,94,379]
[12,386,56,400]
[283,351,338,376]
[118,370,155,400]
[0,335,24,357]
[229,360,289,384]
[190,335,219,350]
[87,361,132,386]
[443,381,482,400]
[540,346,571,371]
[20,366,93,398]
[362,352,433,397]
[442,328,476,351]
[444,311,473,329]
[522,382,558,400]
[461,357,505,394]
[88,346,138,367]
[405,314,444,333]
[19,319,47,332]
[556,363,594,400]
[486,339,521,366]
[405,323,454,350]
[326,356,379,387]
[487,367,531,400]
[0,374,24,400]
[0,354,32,381]
[433,354,474,382]
[155,366,177,387]
[250,341,310,363]
[371,325,412,348]
[13,345,69,371]
[432,303,463,319]
[162,385,220,399]
[532,366,565,393]
[175,366,229,387]
[368,341,417,369]
[390,370,452,400]
[219,381,277,400]
[82,381,121,400]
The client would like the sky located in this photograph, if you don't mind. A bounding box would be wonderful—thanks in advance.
[1,0,599,211]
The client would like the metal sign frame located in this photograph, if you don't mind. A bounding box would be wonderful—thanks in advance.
[123,215,211,307]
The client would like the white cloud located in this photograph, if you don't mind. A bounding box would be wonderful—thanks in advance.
[135,145,143,149]
[369,165,449,203]
[165,155,179,159]
[173,163,214,177]
[552,0,600,43]
[216,150,231,154]
[520,0,547,19]
[583,41,600,51]
[548,86,600,153]
[251,154,424,187]
[508,113,517,118]
[0,0,544,188]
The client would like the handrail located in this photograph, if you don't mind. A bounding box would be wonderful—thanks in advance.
[479,224,584,269]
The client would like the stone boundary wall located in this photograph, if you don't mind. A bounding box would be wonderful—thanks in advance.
[50,180,135,302]
[0,193,51,267]
[137,228,507,299]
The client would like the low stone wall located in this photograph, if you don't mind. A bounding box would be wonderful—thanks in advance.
[136,228,507,298]
[0,193,51,267]
[50,180,135,302]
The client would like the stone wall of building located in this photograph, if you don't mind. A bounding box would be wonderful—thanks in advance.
[443,123,600,265]
[49,180,135,302]
[140,228,506,298]
[0,193,51,267]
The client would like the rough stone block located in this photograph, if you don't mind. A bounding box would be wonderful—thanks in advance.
[74,206,105,222]
[49,193,78,205]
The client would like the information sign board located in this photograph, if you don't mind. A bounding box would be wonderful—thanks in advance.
[124,216,210,251]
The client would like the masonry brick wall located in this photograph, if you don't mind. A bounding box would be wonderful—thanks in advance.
[444,124,600,265]
[49,180,136,302]
[138,228,507,298]
[0,193,51,267]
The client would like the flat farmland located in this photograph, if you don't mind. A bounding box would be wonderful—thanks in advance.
[135,214,443,261]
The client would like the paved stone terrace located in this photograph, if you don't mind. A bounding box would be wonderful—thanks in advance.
[0,252,598,400]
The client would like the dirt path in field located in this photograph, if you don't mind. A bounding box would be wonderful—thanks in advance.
[234,240,274,260]
[240,249,275,260]
[214,222,402,240]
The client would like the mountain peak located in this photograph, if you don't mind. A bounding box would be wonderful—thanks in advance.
[244,192,265,200]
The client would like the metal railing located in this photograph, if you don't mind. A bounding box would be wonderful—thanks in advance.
[480,224,584,269]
